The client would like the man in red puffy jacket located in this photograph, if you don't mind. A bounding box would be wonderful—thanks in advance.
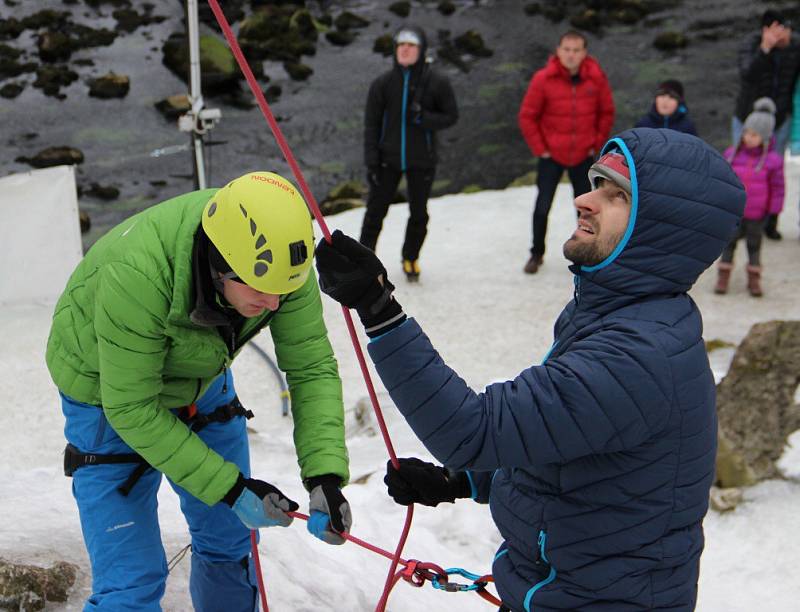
[518,31,615,274]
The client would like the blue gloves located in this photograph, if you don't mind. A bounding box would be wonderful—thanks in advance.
[305,474,352,545]
[223,473,299,529]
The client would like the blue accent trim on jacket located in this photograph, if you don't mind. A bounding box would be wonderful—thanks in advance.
[581,137,639,273]
[368,317,411,343]
[465,470,478,500]
[401,69,410,172]
[540,340,558,364]
[523,531,557,612]
[494,548,509,562]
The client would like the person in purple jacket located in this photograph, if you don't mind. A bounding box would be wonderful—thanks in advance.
[716,97,785,296]
[635,79,698,135]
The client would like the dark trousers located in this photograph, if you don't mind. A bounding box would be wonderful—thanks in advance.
[531,156,593,257]
[721,218,766,266]
[359,164,435,261]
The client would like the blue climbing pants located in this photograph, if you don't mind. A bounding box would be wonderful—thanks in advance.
[62,371,259,611]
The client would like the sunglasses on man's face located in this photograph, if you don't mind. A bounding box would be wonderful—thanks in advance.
[219,271,248,285]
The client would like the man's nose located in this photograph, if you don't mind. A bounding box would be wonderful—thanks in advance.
[574,190,597,213]
[258,293,280,310]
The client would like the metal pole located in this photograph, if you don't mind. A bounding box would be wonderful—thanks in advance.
[186,0,206,189]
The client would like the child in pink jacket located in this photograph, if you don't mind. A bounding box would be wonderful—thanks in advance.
[716,97,785,296]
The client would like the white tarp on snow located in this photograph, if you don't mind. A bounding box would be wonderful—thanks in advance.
[0,165,82,305]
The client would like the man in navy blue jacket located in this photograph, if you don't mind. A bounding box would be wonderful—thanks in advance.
[315,128,745,611]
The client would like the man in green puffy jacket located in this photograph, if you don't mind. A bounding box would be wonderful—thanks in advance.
[46,171,351,611]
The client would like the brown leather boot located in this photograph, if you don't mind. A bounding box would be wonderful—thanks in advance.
[524,255,543,274]
[746,265,763,297]
[714,262,732,294]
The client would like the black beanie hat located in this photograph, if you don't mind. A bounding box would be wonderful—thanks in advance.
[656,79,684,102]
[762,9,789,28]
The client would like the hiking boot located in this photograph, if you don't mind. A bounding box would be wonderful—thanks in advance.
[403,259,420,282]
[746,265,763,297]
[524,255,543,274]
[714,263,732,294]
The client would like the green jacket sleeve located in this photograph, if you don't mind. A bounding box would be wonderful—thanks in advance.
[94,263,239,505]
[269,270,349,486]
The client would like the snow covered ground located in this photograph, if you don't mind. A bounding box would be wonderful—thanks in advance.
[1,170,799,611]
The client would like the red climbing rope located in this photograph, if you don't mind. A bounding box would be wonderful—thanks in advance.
[204,2,499,609]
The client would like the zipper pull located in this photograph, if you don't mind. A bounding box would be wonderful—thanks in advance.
[222,366,228,395]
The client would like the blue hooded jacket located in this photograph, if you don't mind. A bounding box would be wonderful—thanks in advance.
[368,129,744,611]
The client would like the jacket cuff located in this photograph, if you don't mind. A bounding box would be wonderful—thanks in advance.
[222,472,246,507]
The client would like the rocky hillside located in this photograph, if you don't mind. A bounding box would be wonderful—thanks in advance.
[1,0,797,245]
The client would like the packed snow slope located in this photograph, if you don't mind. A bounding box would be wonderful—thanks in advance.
[1,173,799,610]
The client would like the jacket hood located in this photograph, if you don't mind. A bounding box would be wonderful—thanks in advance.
[392,24,428,68]
[573,128,745,313]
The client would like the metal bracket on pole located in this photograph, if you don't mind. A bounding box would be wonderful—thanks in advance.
[180,0,221,189]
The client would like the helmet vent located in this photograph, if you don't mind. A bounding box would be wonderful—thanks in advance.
[289,241,308,266]
[254,262,268,277]
[239,203,248,217]
[257,250,273,263]
[255,234,266,249]
[207,202,217,216]
[249,219,257,235]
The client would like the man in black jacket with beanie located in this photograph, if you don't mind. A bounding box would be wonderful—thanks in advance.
[733,8,800,240]
[360,24,458,281]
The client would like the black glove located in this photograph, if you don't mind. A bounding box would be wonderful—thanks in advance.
[367,164,381,186]
[223,473,300,529]
[315,230,406,338]
[384,457,471,507]
[305,474,352,545]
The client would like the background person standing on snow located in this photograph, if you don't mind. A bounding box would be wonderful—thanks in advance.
[518,30,615,275]
[732,8,800,241]
[635,79,698,135]
[46,172,351,611]
[717,98,785,297]
[359,24,458,282]
[315,128,745,611]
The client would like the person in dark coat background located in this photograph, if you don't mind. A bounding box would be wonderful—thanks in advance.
[732,8,800,240]
[518,30,615,275]
[635,79,698,135]
[359,24,458,282]
[315,128,745,611]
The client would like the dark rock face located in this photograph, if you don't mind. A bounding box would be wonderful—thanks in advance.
[716,321,800,487]
[17,146,84,168]
[0,558,78,611]
[88,71,130,98]
[388,2,411,19]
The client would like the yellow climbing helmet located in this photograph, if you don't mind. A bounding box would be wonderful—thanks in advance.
[202,171,314,295]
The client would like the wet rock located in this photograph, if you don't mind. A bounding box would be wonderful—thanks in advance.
[79,210,91,233]
[238,9,316,63]
[436,30,470,73]
[112,8,166,33]
[388,2,411,18]
[334,11,369,31]
[541,4,567,22]
[570,9,602,33]
[154,93,191,119]
[0,558,78,611]
[17,146,84,168]
[438,1,456,16]
[0,57,36,80]
[263,84,281,104]
[162,32,240,94]
[37,31,73,63]
[0,17,24,40]
[320,198,363,216]
[373,34,394,56]
[33,63,78,98]
[85,182,120,200]
[197,0,244,28]
[0,81,23,98]
[653,31,688,50]
[69,24,117,50]
[73,58,95,67]
[289,8,318,43]
[283,61,312,81]
[326,30,356,47]
[523,3,541,15]
[507,170,537,188]
[88,71,130,98]
[715,320,800,487]
[0,42,20,60]
[708,486,743,513]
[325,180,366,201]
[21,9,69,31]
[454,30,493,58]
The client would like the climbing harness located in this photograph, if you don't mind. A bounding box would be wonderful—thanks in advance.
[63,396,253,496]
[203,1,503,609]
